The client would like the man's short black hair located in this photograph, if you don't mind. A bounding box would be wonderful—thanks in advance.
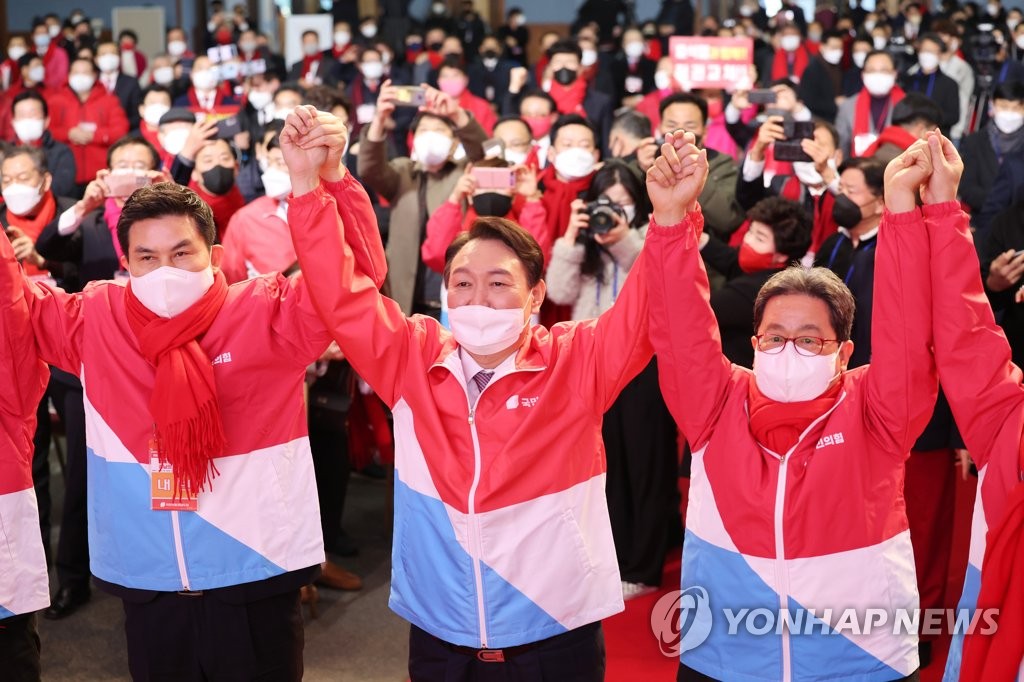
[17,54,39,70]
[863,49,896,70]
[746,197,812,263]
[118,29,139,43]
[918,32,948,52]
[439,54,468,77]
[493,115,532,140]
[117,182,217,257]
[754,267,856,341]
[659,92,709,122]
[410,111,456,135]
[611,109,653,140]
[994,81,1024,103]
[12,90,48,118]
[274,83,306,102]
[519,89,556,114]
[891,92,943,129]
[301,29,319,41]
[547,39,582,62]
[303,85,353,121]
[2,145,48,175]
[838,156,885,198]
[106,135,160,171]
[71,57,98,74]
[141,83,172,102]
[822,29,847,43]
[443,216,544,288]
[549,113,596,146]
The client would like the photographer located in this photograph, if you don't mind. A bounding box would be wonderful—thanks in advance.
[544,159,677,601]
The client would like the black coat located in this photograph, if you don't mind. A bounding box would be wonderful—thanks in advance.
[959,129,1001,215]
[37,132,77,200]
[900,69,961,135]
[111,73,143,131]
[467,58,516,105]
[609,55,657,104]
[982,199,1024,368]
[799,58,842,122]
[35,207,121,289]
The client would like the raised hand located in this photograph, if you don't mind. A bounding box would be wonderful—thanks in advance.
[646,130,709,227]
[921,132,963,205]
[884,138,933,213]
[286,106,350,182]
[750,116,785,162]
[449,164,477,204]
[420,84,469,128]
[280,106,327,194]
[515,164,540,199]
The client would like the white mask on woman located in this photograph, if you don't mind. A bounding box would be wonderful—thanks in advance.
[413,131,454,167]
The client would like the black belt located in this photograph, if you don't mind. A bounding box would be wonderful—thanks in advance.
[432,631,563,663]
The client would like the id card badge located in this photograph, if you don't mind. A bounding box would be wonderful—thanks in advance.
[853,133,878,157]
[150,438,198,511]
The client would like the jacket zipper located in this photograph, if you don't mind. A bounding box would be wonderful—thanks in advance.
[170,511,190,590]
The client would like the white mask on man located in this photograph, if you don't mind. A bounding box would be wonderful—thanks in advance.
[449,302,530,356]
[862,72,896,97]
[12,117,45,143]
[129,265,215,319]
[1,182,44,217]
[753,344,839,403]
[553,147,596,180]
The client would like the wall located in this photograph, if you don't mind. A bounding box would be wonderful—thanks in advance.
[7,0,194,35]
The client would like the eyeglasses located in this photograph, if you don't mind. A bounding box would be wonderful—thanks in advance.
[755,334,840,357]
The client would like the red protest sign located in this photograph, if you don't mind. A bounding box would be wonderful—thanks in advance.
[669,37,755,91]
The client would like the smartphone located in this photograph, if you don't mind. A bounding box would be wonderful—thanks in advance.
[472,167,516,190]
[748,89,778,105]
[215,116,242,140]
[393,85,427,107]
[106,171,150,198]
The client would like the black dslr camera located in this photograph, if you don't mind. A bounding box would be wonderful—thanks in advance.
[584,196,627,235]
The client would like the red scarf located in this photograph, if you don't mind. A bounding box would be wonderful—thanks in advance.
[539,165,594,241]
[125,271,229,497]
[104,198,125,261]
[548,78,588,116]
[810,191,838,255]
[852,86,906,155]
[960,439,1024,679]
[748,377,842,455]
[861,125,919,158]
[771,46,811,82]
[189,181,244,238]
[6,191,56,277]
[300,54,323,80]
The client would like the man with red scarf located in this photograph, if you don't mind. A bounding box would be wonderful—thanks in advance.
[836,50,905,158]
[187,138,244,238]
[172,55,239,115]
[0,147,71,280]
[3,112,375,678]
[771,24,813,83]
[540,40,614,155]
[288,30,339,89]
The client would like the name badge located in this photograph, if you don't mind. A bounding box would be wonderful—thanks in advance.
[150,438,198,511]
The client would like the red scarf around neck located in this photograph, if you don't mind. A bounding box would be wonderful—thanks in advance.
[852,86,906,155]
[6,191,56,277]
[960,437,1024,678]
[771,46,810,82]
[861,125,919,158]
[748,375,842,455]
[125,271,229,497]
[539,165,594,241]
[548,78,588,115]
[189,181,244,238]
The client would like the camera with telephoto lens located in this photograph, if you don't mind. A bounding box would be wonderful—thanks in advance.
[584,196,627,236]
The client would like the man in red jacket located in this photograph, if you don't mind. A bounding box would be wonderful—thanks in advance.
[47,58,129,192]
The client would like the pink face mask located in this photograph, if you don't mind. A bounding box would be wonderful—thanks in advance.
[448,303,529,356]
[706,98,724,119]
[438,76,467,98]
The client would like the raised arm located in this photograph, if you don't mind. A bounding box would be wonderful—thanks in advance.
[283,106,422,407]
[862,137,941,456]
[644,132,732,450]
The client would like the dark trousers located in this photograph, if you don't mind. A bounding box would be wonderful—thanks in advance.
[308,372,352,555]
[409,622,605,682]
[0,614,41,682]
[50,378,90,592]
[31,397,52,567]
[123,589,303,682]
[603,359,680,586]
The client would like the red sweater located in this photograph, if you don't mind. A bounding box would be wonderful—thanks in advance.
[47,85,129,184]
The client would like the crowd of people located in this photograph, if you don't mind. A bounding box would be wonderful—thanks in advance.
[2,0,1024,681]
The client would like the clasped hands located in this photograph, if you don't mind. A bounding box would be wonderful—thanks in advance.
[279,105,350,195]
[883,130,964,214]
[646,130,709,227]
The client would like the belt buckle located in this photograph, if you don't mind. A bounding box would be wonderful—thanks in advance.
[176,590,204,597]
[476,648,506,663]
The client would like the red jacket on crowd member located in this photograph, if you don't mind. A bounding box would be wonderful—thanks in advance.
[0,232,49,621]
[188,180,246,239]
[454,90,497,135]
[1,57,21,91]
[220,196,295,284]
[40,42,69,92]
[420,196,551,273]
[47,85,129,185]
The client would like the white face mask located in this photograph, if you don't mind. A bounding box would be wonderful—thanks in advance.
[247,89,273,111]
[261,167,292,199]
[191,69,218,91]
[69,74,96,94]
[360,61,384,80]
[129,265,215,319]
[504,149,528,165]
[303,42,320,56]
[361,25,378,39]
[852,52,868,69]
[753,344,839,403]
[8,45,27,61]
[2,182,44,217]
[1008,18,1019,31]
[97,53,120,73]
[160,128,190,156]
[553,147,596,180]
[918,52,940,72]
[780,35,801,52]
[654,70,672,90]
[622,203,637,224]
[821,48,843,65]
[334,31,351,46]
[167,40,187,58]
[142,103,170,127]
[413,131,454,167]
[33,34,51,51]
[152,66,175,85]
[13,117,45,143]
[581,49,598,67]
[994,108,1024,134]
[1016,35,1024,51]
[864,20,877,32]
[47,25,61,38]
[988,3,1000,16]
[449,303,529,356]
[239,41,257,54]
[273,106,295,121]
[862,72,896,97]
[792,160,823,186]
[872,36,888,51]
[624,41,645,59]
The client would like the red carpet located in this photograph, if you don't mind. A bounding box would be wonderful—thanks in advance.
[602,473,978,681]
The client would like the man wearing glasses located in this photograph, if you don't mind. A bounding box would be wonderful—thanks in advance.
[644,133,949,680]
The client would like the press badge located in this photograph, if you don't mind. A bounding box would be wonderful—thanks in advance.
[149,438,198,511]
